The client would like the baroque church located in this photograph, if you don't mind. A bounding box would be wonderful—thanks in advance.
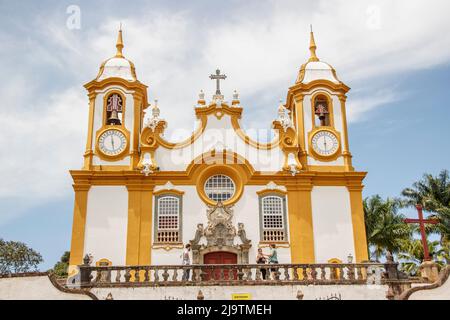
[68,28,369,274]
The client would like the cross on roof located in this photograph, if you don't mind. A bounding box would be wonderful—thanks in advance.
[209,68,227,96]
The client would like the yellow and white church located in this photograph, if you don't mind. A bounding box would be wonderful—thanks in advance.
[68,28,369,274]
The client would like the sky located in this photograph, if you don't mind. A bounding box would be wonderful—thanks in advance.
[0,0,449,270]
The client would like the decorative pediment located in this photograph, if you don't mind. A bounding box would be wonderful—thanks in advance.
[189,201,252,264]
[204,202,236,247]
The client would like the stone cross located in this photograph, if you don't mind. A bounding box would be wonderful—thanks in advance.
[209,68,227,95]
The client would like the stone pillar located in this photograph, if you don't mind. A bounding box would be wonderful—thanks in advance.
[292,94,308,169]
[68,180,91,274]
[419,261,440,283]
[338,95,354,171]
[126,181,154,265]
[347,180,369,262]
[287,180,315,263]
[83,92,96,170]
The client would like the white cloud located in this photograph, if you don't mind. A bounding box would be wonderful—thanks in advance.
[1,0,450,223]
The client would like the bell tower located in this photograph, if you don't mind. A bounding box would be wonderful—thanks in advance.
[286,28,353,172]
[82,28,148,170]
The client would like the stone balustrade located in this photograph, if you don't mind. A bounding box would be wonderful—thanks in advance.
[78,263,400,288]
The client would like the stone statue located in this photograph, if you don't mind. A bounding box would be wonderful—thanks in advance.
[191,223,204,246]
[237,223,251,245]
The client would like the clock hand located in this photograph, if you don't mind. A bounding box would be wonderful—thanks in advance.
[111,135,115,150]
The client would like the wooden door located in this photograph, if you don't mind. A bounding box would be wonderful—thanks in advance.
[203,252,237,280]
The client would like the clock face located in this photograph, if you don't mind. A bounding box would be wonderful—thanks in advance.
[311,130,339,157]
[98,129,127,156]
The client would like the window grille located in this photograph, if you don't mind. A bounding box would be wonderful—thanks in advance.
[204,175,235,202]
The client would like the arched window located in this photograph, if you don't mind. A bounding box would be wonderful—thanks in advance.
[204,175,235,202]
[105,93,123,125]
[259,194,288,242]
[155,195,182,243]
[314,95,330,127]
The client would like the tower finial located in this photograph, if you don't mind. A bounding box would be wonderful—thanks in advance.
[308,25,319,62]
[115,24,124,58]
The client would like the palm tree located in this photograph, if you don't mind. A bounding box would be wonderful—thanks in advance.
[398,239,448,276]
[401,169,450,262]
[363,195,412,261]
[401,170,450,211]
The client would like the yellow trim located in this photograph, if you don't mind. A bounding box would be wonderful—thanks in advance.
[68,184,90,268]
[308,127,342,162]
[231,117,280,150]
[70,169,367,188]
[91,165,130,171]
[138,189,153,265]
[125,184,154,265]
[256,189,287,197]
[140,102,282,152]
[328,258,343,278]
[288,80,350,100]
[83,94,96,170]
[258,242,290,248]
[96,258,112,266]
[292,94,308,168]
[140,115,204,151]
[347,183,369,262]
[152,244,184,251]
[196,165,245,206]
[287,184,315,263]
[308,165,347,172]
[85,77,148,93]
[310,92,335,128]
[153,189,185,196]
[131,94,143,170]
[339,95,354,171]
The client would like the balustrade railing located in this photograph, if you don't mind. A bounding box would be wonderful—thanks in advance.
[77,263,399,288]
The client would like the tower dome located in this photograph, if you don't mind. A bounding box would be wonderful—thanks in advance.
[296,28,340,84]
[95,28,137,82]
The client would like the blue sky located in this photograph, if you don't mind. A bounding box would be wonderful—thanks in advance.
[0,0,449,270]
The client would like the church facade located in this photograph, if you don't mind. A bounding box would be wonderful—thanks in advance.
[68,28,369,274]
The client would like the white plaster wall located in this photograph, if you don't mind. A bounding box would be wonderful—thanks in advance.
[331,95,343,134]
[307,156,344,167]
[91,284,389,300]
[234,186,291,263]
[303,62,340,84]
[92,155,131,166]
[0,276,91,300]
[84,186,129,265]
[409,275,450,300]
[151,185,291,265]
[152,186,207,265]
[311,186,355,263]
[154,114,285,172]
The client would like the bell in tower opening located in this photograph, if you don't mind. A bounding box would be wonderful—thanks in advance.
[314,95,330,126]
[106,93,123,125]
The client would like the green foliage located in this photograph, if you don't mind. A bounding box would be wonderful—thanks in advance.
[363,169,449,275]
[50,251,70,277]
[402,170,450,239]
[398,239,448,276]
[0,239,43,274]
[401,170,450,211]
[363,195,412,261]
[401,169,450,263]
